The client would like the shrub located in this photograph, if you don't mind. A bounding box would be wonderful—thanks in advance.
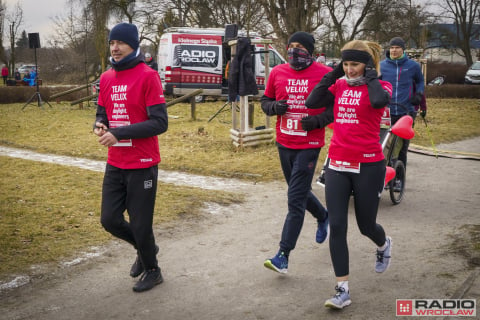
[425,84,480,99]
[426,61,469,84]
[0,85,93,104]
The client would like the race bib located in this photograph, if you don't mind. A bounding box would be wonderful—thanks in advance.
[380,107,391,129]
[328,159,361,173]
[279,112,308,136]
[109,120,132,147]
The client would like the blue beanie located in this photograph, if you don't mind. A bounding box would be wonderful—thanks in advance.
[108,23,139,50]
[389,37,405,50]
[288,31,315,55]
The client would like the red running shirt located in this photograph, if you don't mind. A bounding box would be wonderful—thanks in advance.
[327,79,392,163]
[98,63,166,169]
[264,62,332,149]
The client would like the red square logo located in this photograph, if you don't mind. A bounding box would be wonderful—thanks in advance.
[397,300,413,316]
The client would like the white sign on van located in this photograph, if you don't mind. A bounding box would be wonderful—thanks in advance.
[174,45,219,67]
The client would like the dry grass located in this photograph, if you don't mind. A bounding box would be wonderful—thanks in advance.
[0,98,479,280]
[2,98,479,181]
[412,98,480,146]
[0,155,242,281]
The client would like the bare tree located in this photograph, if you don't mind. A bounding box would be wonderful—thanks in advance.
[210,0,266,32]
[89,0,111,73]
[439,0,480,65]
[111,0,137,23]
[133,0,172,55]
[319,0,377,55]
[0,0,6,64]
[50,2,101,83]
[134,0,271,54]
[164,0,195,27]
[16,30,28,48]
[183,0,267,33]
[258,0,324,54]
[5,1,23,76]
[362,0,435,48]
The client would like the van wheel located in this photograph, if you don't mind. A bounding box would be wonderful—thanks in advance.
[195,95,205,103]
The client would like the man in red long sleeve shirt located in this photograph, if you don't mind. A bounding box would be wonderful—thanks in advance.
[93,22,168,293]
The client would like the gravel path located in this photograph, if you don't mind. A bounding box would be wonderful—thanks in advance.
[0,139,479,319]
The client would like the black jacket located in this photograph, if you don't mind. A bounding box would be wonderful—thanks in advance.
[228,37,258,101]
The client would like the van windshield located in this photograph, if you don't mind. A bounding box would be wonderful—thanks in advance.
[173,45,219,68]
[260,50,285,68]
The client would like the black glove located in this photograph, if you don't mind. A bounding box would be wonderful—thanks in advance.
[364,57,378,81]
[301,115,319,131]
[330,61,345,79]
[410,92,423,106]
[420,109,427,118]
[273,100,288,115]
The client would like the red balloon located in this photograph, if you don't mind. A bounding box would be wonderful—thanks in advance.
[384,166,395,186]
[391,115,415,140]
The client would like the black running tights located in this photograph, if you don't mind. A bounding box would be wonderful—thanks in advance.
[325,160,387,277]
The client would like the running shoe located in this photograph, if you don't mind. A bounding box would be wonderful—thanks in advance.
[264,251,288,274]
[130,245,159,278]
[133,267,163,292]
[324,285,351,309]
[375,236,392,273]
[316,212,329,243]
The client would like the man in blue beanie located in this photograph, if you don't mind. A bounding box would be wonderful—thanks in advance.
[380,36,424,175]
[93,22,168,292]
[108,22,140,51]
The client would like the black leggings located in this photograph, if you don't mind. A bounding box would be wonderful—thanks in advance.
[325,160,386,277]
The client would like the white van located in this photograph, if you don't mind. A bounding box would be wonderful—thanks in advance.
[157,27,286,101]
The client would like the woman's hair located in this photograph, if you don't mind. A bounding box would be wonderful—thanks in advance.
[341,40,382,71]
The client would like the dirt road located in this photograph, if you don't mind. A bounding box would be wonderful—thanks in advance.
[1,139,479,320]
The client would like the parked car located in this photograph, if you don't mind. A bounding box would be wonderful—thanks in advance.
[18,65,36,76]
[464,61,480,84]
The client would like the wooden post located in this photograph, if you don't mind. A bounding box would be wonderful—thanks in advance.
[190,97,196,120]
[263,42,271,129]
[419,59,427,85]
[166,88,203,120]
[248,102,254,127]
[232,101,238,130]
[239,95,248,132]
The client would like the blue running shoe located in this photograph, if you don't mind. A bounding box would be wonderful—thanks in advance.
[316,212,329,243]
[324,286,351,309]
[375,236,392,273]
[264,251,288,274]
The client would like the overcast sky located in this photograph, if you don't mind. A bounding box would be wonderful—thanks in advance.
[3,0,68,46]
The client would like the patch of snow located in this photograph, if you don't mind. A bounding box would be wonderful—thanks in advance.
[0,146,252,191]
[0,275,30,291]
